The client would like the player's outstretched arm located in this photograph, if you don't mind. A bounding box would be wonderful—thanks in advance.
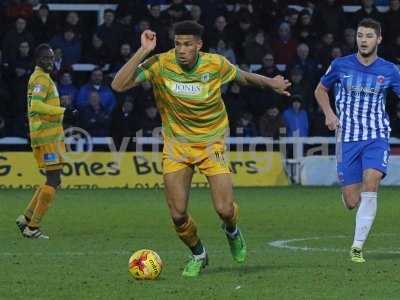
[236,69,291,96]
[111,30,157,92]
[314,82,339,131]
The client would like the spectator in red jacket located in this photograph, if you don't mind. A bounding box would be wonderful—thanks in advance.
[272,22,298,65]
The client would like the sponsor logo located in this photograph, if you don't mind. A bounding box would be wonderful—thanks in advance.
[350,85,379,95]
[44,152,58,165]
[343,74,352,78]
[170,82,202,96]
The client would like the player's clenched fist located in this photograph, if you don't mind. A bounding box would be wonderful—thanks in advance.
[325,112,340,131]
[141,30,157,52]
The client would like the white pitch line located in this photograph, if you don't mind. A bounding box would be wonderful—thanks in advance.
[268,234,400,254]
[0,251,132,257]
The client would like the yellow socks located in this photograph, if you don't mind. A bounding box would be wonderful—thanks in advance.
[28,185,56,228]
[174,215,200,248]
[24,186,43,220]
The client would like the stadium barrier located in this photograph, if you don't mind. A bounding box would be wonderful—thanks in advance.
[300,156,400,186]
[0,151,288,189]
[2,135,400,187]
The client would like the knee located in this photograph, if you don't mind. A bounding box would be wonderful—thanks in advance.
[171,213,188,227]
[46,175,61,189]
[362,183,378,193]
[215,202,234,220]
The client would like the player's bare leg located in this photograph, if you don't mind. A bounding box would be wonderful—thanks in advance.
[341,183,362,209]
[164,167,208,276]
[350,169,382,263]
[207,174,246,263]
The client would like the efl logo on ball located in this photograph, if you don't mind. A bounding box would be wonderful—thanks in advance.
[128,249,163,280]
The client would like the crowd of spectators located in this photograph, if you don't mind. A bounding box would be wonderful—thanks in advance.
[0,0,400,143]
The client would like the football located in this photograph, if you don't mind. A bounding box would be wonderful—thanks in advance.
[128,249,163,280]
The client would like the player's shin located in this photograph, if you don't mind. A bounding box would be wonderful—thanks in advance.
[28,185,56,228]
[174,215,205,257]
[222,202,239,238]
[352,192,377,249]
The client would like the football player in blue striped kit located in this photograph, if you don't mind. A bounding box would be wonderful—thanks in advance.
[315,18,400,263]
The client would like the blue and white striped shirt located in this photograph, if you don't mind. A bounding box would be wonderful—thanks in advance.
[321,54,400,142]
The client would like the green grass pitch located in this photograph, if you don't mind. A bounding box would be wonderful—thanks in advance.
[1,187,400,299]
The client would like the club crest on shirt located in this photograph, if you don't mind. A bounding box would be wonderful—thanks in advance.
[377,75,385,84]
[201,73,210,82]
[33,84,42,93]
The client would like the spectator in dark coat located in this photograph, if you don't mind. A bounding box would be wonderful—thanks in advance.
[314,0,346,37]
[96,9,122,59]
[288,66,314,113]
[206,15,231,49]
[111,95,140,146]
[234,112,257,137]
[31,4,55,44]
[8,40,33,118]
[109,43,132,78]
[258,52,284,78]
[386,33,400,65]
[137,98,161,137]
[353,0,383,27]
[384,0,400,45]
[62,11,84,40]
[243,29,272,64]
[85,33,112,66]
[58,71,78,104]
[79,91,111,137]
[289,43,319,87]
[259,106,286,139]
[50,27,81,65]
[390,103,400,138]
[163,0,190,23]
[341,28,356,56]
[223,82,248,128]
[115,0,148,25]
[2,17,34,63]
[310,106,334,137]
[60,94,78,130]
[0,63,11,136]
